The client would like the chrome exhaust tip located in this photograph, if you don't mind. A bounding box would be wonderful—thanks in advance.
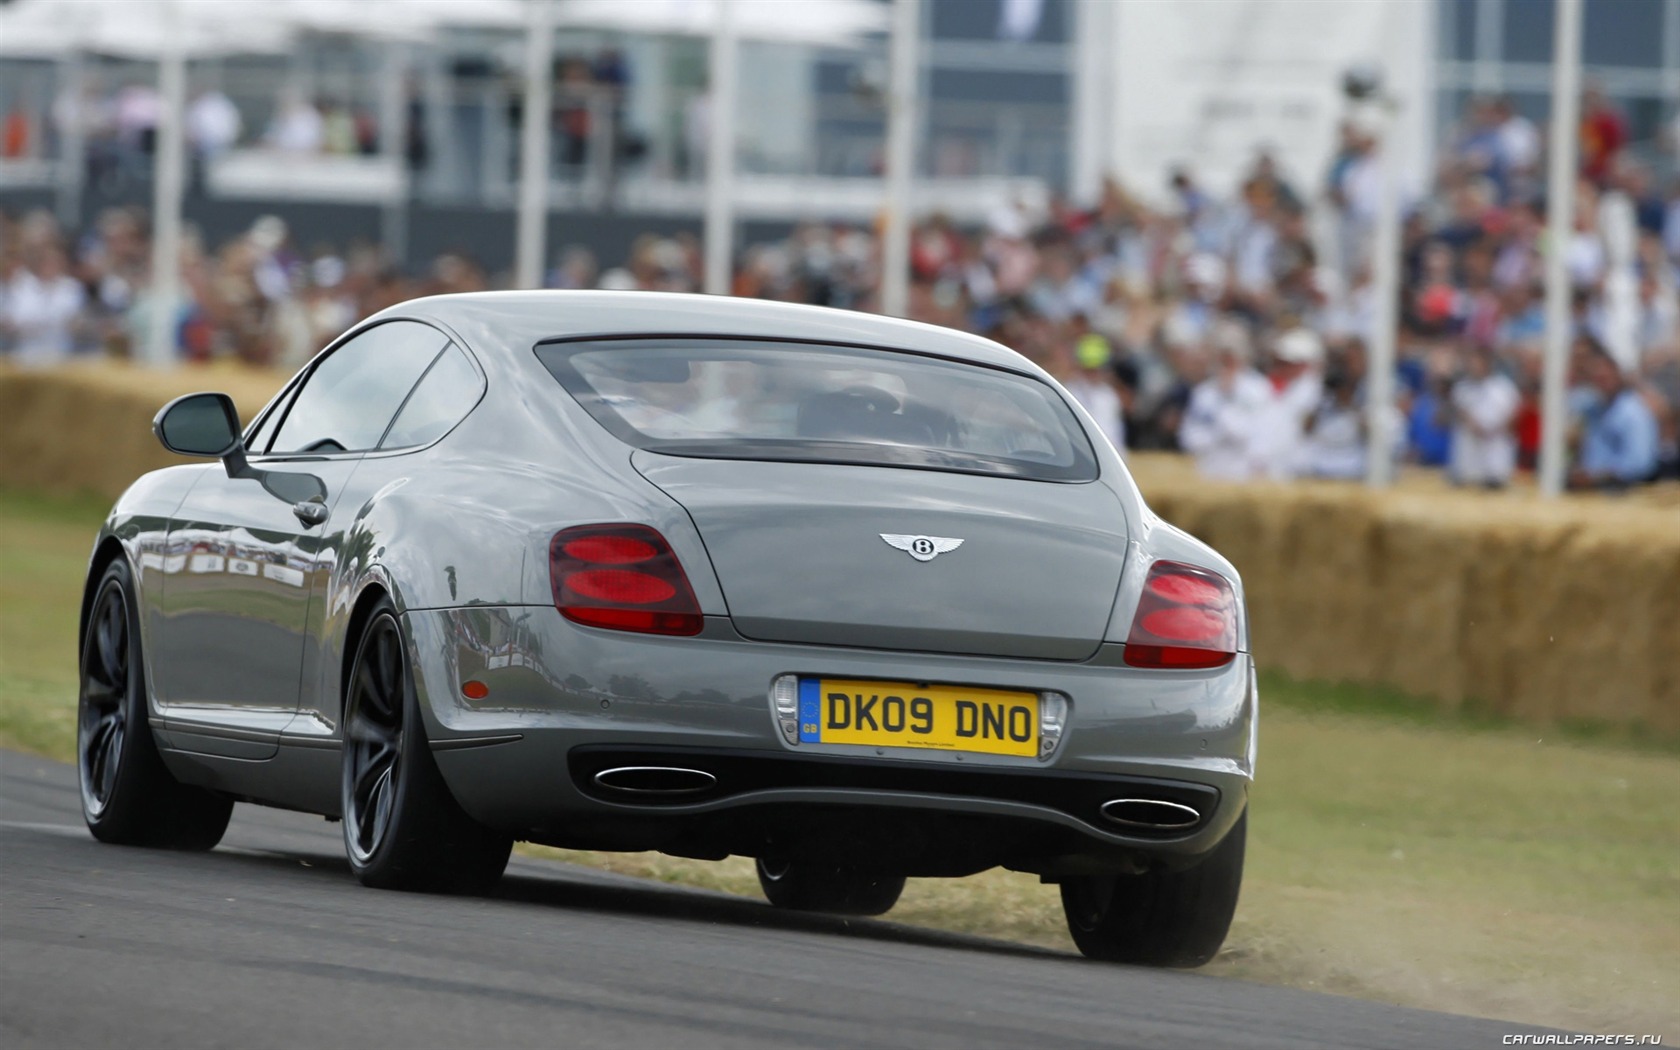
[592,766,717,795]
[1099,798,1201,830]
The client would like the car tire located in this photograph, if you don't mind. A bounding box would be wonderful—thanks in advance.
[1059,809,1246,968]
[78,559,233,850]
[341,601,512,894]
[755,857,906,917]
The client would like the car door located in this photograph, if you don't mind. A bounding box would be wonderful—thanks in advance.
[149,320,453,759]
[284,339,489,746]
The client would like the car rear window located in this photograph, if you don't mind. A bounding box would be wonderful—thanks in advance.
[535,338,1099,482]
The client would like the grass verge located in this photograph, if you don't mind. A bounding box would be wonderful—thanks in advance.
[3,487,1675,1035]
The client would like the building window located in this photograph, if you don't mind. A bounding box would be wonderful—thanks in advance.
[1582,0,1665,69]
[1501,0,1554,63]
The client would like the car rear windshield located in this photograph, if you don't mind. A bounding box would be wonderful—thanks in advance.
[535,338,1100,482]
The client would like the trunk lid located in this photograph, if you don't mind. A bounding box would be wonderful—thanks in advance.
[634,453,1127,660]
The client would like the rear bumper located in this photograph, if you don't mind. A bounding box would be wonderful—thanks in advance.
[405,607,1255,871]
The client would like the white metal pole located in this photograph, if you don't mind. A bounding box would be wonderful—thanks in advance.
[379,40,408,272]
[515,0,555,290]
[146,35,187,368]
[56,53,87,231]
[1538,0,1583,499]
[1364,98,1403,487]
[703,0,738,296]
[880,0,919,318]
[1069,0,1105,206]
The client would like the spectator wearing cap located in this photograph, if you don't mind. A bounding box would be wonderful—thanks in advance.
[1570,344,1659,489]
[1252,327,1325,479]
[1449,345,1521,488]
[1062,327,1125,452]
[1180,321,1270,480]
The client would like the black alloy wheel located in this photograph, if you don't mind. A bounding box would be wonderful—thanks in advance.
[80,580,131,820]
[343,613,407,867]
[78,559,232,849]
[340,602,511,893]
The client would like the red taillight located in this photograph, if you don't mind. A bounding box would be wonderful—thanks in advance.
[1123,561,1238,670]
[550,524,703,636]
[561,535,658,564]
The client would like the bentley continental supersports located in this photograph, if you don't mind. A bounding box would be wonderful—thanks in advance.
[78,292,1255,966]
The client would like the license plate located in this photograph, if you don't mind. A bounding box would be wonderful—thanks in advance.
[798,678,1039,757]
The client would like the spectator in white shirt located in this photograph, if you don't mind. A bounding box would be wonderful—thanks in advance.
[2,245,85,366]
[265,91,324,155]
[1449,345,1521,488]
[1252,327,1325,480]
[187,89,242,161]
[1493,95,1540,183]
[1181,321,1270,480]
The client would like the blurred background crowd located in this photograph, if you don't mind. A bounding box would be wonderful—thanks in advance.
[1,0,1678,491]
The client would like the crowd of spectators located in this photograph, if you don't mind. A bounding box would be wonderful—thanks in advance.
[0,207,488,373]
[2,90,1677,490]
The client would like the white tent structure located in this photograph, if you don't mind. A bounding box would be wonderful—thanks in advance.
[273,0,524,41]
[556,0,889,42]
[525,0,891,294]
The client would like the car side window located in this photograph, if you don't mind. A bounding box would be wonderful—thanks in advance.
[268,321,449,455]
[379,343,484,450]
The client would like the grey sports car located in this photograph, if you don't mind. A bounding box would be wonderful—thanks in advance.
[79,291,1255,966]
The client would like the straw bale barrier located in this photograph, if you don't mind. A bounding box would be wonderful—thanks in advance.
[1128,457,1680,735]
[2,363,1675,732]
[0,361,284,501]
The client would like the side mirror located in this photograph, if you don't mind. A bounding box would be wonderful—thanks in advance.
[154,392,243,458]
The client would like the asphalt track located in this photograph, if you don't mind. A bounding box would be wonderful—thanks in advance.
[1,749,1554,1049]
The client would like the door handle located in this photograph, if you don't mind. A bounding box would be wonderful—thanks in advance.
[292,500,330,528]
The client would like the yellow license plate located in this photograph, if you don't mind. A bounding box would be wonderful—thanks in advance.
[799,678,1039,757]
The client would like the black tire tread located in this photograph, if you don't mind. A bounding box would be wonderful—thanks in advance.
[344,603,512,895]
[1060,810,1246,968]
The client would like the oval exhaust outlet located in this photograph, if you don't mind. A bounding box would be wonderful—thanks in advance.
[593,766,717,795]
[1100,798,1201,830]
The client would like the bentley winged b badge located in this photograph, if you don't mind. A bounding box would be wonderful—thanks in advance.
[880,534,965,563]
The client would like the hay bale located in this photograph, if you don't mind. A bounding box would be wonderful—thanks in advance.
[0,361,285,501]
[1130,452,1680,734]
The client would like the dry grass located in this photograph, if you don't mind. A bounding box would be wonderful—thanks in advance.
[0,488,103,760]
[5,487,1677,1035]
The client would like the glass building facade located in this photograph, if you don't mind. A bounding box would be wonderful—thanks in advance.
[1436,0,1680,173]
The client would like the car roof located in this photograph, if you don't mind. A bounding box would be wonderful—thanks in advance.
[380,291,1041,376]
